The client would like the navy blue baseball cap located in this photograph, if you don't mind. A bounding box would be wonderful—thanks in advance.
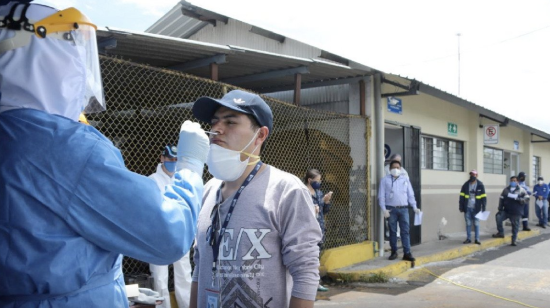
[192,90,273,136]
[163,144,177,158]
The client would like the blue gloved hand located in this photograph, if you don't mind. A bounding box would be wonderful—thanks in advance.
[176,120,209,174]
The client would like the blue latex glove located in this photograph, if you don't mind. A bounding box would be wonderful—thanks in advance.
[176,120,209,174]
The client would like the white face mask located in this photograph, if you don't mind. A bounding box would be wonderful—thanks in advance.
[539,181,544,185]
[206,130,260,181]
[390,168,401,177]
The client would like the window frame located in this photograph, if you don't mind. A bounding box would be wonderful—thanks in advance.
[421,135,464,172]
[483,147,504,174]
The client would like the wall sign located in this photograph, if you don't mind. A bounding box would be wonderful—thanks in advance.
[484,124,499,144]
[387,97,402,114]
[448,122,458,136]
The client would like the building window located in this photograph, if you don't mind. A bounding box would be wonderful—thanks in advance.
[421,136,464,171]
[533,156,541,182]
[483,147,503,174]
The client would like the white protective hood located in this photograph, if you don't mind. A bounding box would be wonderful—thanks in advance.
[0,3,91,121]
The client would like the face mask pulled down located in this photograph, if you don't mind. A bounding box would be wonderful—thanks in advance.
[207,130,260,181]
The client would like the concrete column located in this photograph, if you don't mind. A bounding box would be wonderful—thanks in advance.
[373,73,385,256]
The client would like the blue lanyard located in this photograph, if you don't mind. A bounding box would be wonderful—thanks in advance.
[207,161,263,274]
[391,176,398,191]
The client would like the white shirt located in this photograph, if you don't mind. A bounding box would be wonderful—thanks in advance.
[148,164,173,191]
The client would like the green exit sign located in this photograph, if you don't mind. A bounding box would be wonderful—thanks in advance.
[448,122,458,136]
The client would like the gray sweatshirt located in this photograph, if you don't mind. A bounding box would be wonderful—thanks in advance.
[192,165,322,307]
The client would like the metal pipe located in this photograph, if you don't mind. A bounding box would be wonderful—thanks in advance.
[374,73,385,257]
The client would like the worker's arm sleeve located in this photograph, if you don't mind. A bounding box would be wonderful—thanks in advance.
[323,200,331,214]
[498,190,505,210]
[459,184,465,212]
[66,142,203,265]
[407,180,417,209]
[480,183,487,211]
[280,186,321,301]
[191,240,200,283]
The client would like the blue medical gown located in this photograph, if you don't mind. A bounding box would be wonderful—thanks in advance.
[0,109,203,307]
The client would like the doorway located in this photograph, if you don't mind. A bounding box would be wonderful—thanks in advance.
[384,122,422,246]
[504,152,520,180]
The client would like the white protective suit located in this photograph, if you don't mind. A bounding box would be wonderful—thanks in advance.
[149,164,193,308]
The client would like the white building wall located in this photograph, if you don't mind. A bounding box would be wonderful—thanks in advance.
[534,142,550,178]
[379,93,545,241]
[529,141,550,225]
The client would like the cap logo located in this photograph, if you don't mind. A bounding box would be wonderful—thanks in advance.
[233,98,246,105]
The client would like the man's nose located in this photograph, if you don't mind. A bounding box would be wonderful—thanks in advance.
[209,123,223,135]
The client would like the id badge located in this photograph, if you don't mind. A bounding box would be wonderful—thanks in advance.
[206,287,221,308]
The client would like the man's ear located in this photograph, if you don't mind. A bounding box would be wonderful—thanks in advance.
[257,126,269,144]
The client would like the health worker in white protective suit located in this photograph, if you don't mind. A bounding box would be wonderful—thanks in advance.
[0,2,209,307]
[148,145,193,308]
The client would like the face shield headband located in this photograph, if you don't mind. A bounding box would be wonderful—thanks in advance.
[0,4,105,114]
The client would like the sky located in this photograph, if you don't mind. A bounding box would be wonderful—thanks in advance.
[36,0,550,133]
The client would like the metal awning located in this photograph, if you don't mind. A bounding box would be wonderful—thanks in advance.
[97,27,377,94]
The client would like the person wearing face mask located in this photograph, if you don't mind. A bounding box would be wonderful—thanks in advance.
[148,145,193,308]
[189,90,322,308]
[304,168,333,292]
[384,153,409,178]
[458,170,486,245]
[378,160,420,261]
[0,2,209,307]
[532,176,548,229]
[492,176,529,246]
[517,172,532,231]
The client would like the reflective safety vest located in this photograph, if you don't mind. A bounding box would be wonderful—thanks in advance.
[459,180,487,213]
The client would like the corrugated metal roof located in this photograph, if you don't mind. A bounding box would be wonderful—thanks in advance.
[145,3,206,39]
[97,27,376,93]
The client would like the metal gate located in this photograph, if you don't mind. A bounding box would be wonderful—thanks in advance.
[404,126,421,246]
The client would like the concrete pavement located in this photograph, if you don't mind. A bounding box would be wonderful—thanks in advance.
[327,223,549,281]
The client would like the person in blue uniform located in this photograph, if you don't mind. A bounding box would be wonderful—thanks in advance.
[0,2,209,307]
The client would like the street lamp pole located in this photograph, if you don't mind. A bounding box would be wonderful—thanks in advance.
[457,33,461,96]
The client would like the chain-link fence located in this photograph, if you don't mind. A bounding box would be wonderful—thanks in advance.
[89,55,371,289]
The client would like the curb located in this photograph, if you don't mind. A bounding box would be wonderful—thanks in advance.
[328,229,541,281]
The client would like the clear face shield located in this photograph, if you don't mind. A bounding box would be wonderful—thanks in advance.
[0,5,105,113]
[66,24,104,113]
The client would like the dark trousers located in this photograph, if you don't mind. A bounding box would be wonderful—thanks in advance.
[496,211,521,243]
[521,202,529,229]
